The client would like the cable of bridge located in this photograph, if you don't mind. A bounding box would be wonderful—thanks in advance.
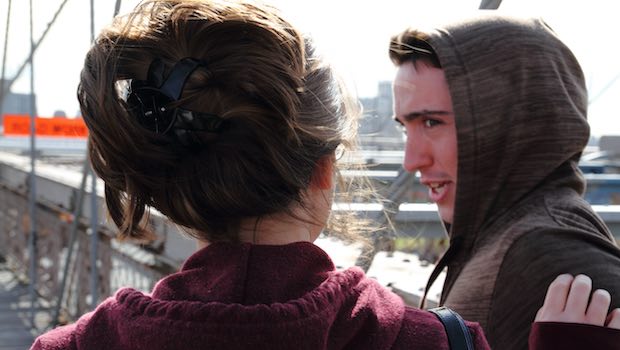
[0,0,12,116]
[52,0,123,327]
[0,0,70,104]
[51,160,90,328]
[27,0,39,328]
[88,0,100,313]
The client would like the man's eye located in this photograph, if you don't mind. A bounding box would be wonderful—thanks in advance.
[424,119,441,128]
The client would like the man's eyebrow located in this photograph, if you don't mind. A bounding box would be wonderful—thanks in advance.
[394,110,452,123]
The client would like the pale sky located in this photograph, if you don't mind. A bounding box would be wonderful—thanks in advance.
[2,0,619,136]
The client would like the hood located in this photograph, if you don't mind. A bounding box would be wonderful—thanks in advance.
[39,242,405,350]
[415,14,589,307]
[425,14,589,251]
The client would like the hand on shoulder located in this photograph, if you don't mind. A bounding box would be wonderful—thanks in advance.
[536,274,620,329]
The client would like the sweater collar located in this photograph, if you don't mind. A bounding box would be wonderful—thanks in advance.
[152,241,335,305]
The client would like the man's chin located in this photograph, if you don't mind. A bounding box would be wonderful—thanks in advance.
[438,209,453,225]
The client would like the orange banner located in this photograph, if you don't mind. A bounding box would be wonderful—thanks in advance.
[2,114,88,138]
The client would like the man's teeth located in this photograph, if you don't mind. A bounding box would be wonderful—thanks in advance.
[429,183,445,189]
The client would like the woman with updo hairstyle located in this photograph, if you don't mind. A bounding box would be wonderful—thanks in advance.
[30,1,620,349]
[32,1,437,348]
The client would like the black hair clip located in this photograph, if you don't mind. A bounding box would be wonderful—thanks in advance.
[127,58,226,146]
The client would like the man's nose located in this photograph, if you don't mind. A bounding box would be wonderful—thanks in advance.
[403,136,432,173]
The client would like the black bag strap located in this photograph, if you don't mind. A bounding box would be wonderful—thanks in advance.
[429,306,475,350]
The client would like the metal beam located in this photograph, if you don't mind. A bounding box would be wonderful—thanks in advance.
[27,0,38,328]
[354,169,415,271]
[114,0,123,17]
[479,0,503,9]
[52,160,90,328]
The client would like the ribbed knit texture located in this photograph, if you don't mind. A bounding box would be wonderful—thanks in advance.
[31,242,490,349]
[529,322,620,350]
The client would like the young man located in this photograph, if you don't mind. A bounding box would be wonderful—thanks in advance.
[390,14,620,350]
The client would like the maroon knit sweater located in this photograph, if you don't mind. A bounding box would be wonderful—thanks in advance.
[31,242,490,349]
[33,242,619,349]
[529,322,620,349]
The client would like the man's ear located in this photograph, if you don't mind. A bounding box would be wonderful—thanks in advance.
[310,155,334,190]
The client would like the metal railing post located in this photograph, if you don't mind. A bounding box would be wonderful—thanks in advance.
[51,160,90,328]
[27,0,38,328]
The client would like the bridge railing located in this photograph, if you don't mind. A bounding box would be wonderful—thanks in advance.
[0,181,173,328]
[2,150,620,329]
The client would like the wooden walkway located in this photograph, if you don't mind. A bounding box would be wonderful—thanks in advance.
[0,267,35,350]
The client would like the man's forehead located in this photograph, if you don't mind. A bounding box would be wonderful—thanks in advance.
[396,61,444,79]
[393,63,419,88]
[394,64,450,99]
[393,76,418,93]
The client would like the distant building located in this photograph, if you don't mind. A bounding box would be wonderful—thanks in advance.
[53,110,67,118]
[0,79,37,125]
[358,81,403,150]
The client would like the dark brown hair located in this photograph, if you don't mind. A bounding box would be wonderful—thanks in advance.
[78,0,361,242]
[389,29,441,68]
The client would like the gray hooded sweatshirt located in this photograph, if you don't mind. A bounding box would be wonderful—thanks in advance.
[416,14,620,350]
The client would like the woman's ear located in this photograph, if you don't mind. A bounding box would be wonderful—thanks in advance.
[310,154,335,190]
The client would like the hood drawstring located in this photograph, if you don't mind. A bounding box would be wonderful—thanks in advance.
[419,236,463,309]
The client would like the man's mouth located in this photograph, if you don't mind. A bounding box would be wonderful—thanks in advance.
[428,182,446,192]
[426,182,449,202]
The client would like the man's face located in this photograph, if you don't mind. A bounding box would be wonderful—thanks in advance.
[393,62,458,224]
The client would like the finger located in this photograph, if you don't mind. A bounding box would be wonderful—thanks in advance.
[606,309,620,330]
[541,274,574,316]
[565,274,592,316]
[535,307,543,322]
[585,289,611,326]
